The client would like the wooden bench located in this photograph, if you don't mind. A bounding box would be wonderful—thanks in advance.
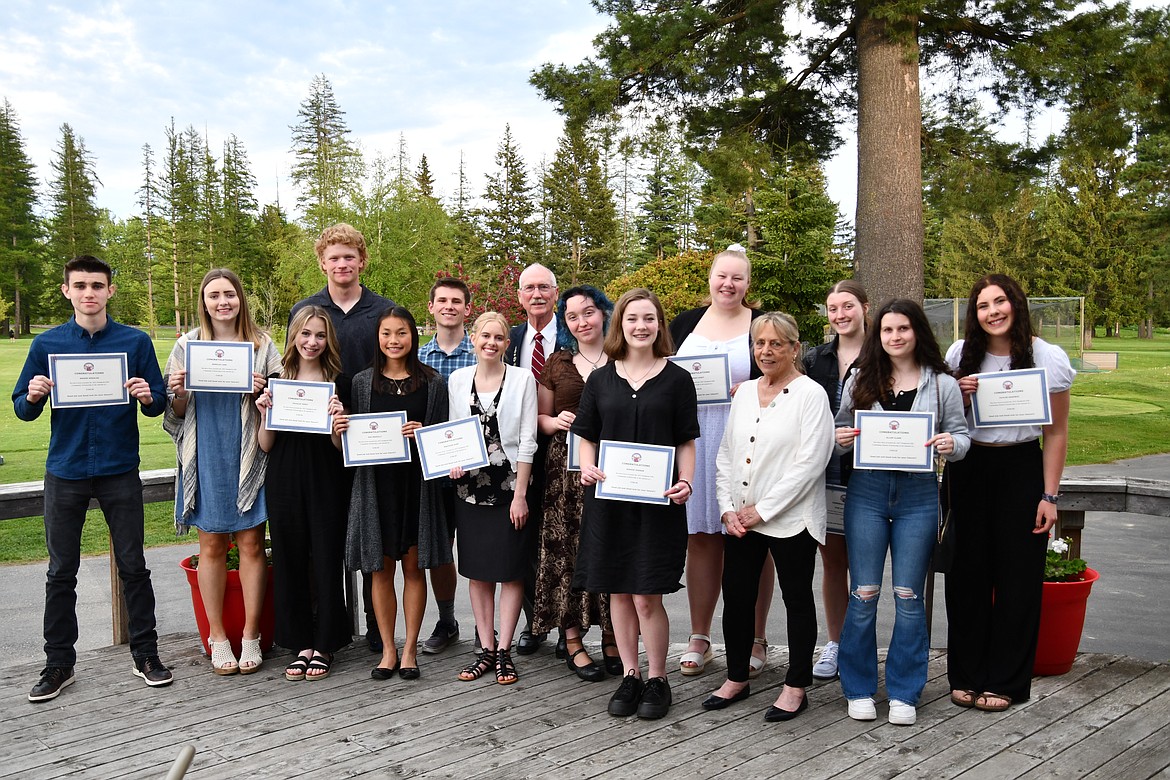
[1082,350,1119,370]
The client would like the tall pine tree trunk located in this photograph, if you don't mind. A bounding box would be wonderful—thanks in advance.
[854,9,924,305]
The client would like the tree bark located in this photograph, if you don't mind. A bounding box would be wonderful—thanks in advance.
[854,9,924,306]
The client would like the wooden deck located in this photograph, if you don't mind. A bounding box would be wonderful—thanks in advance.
[2,635,1168,779]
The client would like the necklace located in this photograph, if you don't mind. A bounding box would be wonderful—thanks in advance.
[385,375,411,395]
[988,352,1012,372]
[620,358,659,389]
[578,345,605,372]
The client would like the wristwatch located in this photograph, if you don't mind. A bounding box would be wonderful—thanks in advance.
[1041,492,1061,505]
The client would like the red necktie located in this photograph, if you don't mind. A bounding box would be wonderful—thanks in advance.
[532,332,545,382]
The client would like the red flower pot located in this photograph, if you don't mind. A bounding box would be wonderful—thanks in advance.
[1033,567,1099,676]
[180,556,275,658]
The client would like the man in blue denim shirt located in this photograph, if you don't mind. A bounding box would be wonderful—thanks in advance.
[12,255,173,702]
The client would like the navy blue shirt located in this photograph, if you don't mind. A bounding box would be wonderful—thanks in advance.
[12,317,166,480]
[289,285,396,378]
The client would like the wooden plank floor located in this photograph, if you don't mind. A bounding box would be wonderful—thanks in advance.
[1,634,1167,779]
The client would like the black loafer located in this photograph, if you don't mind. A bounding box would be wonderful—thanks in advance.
[371,664,398,680]
[701,685,750,711]
[516,629,546,656]
[398,666,420,680]
[764,695,809,722]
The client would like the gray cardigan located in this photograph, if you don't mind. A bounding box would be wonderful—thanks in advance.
[834,368,971,463]
[345,369,453,573]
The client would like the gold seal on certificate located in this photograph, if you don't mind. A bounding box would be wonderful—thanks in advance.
[853,411,935,472]
[48,353,130,408]
[971,368,1052,427]
[594,440,675,505]
[668,354,732,405]
[184,340,254,393]
[342,412,410,467]
[414,416,490,480]
[265,379,334,434]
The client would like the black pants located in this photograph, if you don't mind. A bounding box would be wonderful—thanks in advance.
[722,529,819,686]
[945,441,1048,701]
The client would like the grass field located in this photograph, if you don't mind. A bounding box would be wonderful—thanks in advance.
[1,327,1167,563]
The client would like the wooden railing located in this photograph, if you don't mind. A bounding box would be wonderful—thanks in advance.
[2,470,1169,644]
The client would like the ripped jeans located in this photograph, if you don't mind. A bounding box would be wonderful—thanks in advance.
[838,469,937,705]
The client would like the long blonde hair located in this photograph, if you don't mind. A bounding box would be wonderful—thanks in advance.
[282,306,342,381]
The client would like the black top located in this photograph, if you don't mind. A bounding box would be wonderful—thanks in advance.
[572,361,700,453]
[668,306,765,379]
[804,336,858,487]
[290,286,396,377]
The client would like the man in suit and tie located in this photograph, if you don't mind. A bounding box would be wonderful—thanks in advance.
[504,263,559,654]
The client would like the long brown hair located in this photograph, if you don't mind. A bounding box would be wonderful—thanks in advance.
[282,305,342,381]
[197,268,266,349]
[605,288,675,360]
[851,298,948,411]
[956,274,1035,378]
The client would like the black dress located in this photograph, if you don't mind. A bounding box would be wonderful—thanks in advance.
[267,429,350,653]
[371,383,428,560]
[570,361,700,595]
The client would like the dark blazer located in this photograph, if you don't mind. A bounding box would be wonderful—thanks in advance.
[803,335,858,486]
[504,322,563,368]
[668,305,765,379]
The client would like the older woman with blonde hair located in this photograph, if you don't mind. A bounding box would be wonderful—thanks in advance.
[703,312,834,721]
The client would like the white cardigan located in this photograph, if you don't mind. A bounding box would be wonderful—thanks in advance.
[448,363,538,466]
[715,375,835,542]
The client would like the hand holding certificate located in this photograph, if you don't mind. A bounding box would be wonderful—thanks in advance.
[184,340,254,393]
[47,353,130,408]
[264,379,335,434]
[414,416,491,480]
[668,354,732,405]
[340,411,411,467]
[970,368,1052,427]
[593,440,676,505]
[852,411,936,472]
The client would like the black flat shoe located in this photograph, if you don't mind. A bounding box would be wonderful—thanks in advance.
[566,648,605,682]
[516,629,546,656]
[371,663,399,680]
[398,665,420,680]
[601,640,623,676]
[764,694,809,722]
[555,634,568,659]
[701,685,750,711]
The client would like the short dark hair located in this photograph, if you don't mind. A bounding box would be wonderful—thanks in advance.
[430,277,472,304]
[63,255,112,285]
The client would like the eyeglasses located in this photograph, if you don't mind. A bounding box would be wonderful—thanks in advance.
[520,284,554,295]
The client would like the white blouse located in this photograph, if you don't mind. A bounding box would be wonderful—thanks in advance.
[715,375,835,542]
[448,363,538,467]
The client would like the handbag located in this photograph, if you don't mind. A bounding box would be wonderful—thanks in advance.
[931,377,956,573]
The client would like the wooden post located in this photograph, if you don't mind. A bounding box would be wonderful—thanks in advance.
[110,536,130,645]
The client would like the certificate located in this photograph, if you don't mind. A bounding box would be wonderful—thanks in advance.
[566,431,582,472]
[265,379,334,434]
[594,440,675,506]
[668,354,732,405]
[414,416,490,480]
[48,353,130,408]
[853,410,935,472]
[971,368,1052,427]
[184,340,254,393]
[342,412,411,467]
[825,485,846,536]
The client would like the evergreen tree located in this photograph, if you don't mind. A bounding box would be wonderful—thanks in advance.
[0,98,40,335]
[481,125,539,265]
[542,122,619,286]
[136,143,161,336]
[290,74,362,232]
[44,123,103,318]
[416,154,437,201]
[450,151,488,270]
[220,134,261,284]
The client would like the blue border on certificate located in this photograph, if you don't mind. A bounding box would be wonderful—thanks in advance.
[566,431,581,472]
[594,440,675,505]
[184,340,255,393]
[47,353,130,408]
[265,379,335,434]
[668,353,733,405]
[415,416,491,480]
[970,368,1052,427]
[342,411,411,467]
[853,410,935,472]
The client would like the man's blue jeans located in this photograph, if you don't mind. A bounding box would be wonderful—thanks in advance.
[839,469,937,705]
[43,470,159,667]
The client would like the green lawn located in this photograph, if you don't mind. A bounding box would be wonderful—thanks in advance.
[1,327,1168,563]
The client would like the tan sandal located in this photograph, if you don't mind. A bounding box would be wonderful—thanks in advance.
[679,634,713,676]
[974,692,1012,712]
[748,637,768,678]
[209,638,238,675]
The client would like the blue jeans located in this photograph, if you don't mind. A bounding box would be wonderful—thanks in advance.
[839,469,937,705]
[43,470,159,667]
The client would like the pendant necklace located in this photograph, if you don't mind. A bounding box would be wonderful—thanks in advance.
[579,345,605,372]
[386,375,410,395]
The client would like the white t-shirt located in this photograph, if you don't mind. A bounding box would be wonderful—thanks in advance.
[945,337,1075,444]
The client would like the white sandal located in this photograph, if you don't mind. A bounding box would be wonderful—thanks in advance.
[749,637,768,678]
[238,637,263,675]
[209,638,238,675]
[679,633,714,676]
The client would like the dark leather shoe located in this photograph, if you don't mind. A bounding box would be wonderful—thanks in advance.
[555,634,568,659]
[398,666,421,680]
[515,629,546,656]
[764,694,809,722]
[567,648,606,682]
[637,676,672,720]
[29,667,74,702]
[371,664,398,680]
[701,685,750,711]
[608,673,643,717]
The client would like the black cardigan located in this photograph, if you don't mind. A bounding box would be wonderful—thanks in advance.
[668,306,764,379]
[803,335,857,486]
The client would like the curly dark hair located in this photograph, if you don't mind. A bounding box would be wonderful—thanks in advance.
[851,298,949,411]
[956,274,1035,378]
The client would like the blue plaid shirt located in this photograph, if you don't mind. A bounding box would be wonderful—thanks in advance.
[419,333,476,380]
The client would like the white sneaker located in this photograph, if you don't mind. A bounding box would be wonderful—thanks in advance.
[847,697,877,721]
[813,641,839,679]
[888,699,917,725]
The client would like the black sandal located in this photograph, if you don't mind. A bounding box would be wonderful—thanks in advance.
[305,652,332,681]
[458,648,496,681]
[284,654,311,681]
[496,648,518,685]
